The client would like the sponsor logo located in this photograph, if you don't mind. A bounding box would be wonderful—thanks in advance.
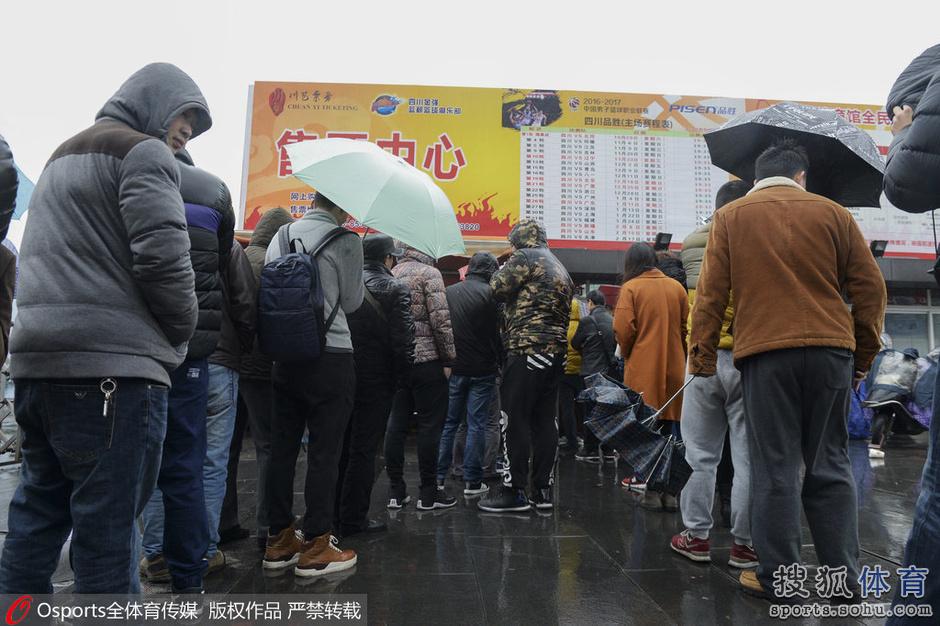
[568,97,581,111]
[371,95,402,116]
[668,104,737,116]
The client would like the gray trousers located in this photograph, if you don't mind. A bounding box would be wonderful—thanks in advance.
[680,349,751,543]
[739,347,859,598]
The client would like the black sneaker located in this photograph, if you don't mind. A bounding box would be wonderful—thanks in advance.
[464,481,490,496]
[417,486,457,510]
[529,488,553,510]
[478,486,531,513]
[387,484,411,509]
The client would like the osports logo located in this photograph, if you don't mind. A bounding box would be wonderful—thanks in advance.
[6,595,32,625]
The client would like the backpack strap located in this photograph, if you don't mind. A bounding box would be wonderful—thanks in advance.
[363,287,387,322]
[311,227,359,334]
[278,223,292,255]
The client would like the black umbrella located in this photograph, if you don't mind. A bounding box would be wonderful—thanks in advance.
[704,102,885,207]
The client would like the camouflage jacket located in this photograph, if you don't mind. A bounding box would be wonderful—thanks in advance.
[491,221,573,356]
[392,248,456,365]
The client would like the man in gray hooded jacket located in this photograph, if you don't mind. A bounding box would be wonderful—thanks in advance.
[0,63,209,594]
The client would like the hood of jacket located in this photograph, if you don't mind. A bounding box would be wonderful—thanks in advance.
[509,220,548,249]
[400,245,436,267]
[96,63,211,141]
[887,43,940,114]
[250,208,293,249]
[467,251,499,280]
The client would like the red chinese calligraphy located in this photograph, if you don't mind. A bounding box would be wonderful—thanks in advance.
[276,129,319,177]
[877,111,892,126]
[846,109,862,124]
[377,131,418,166]
[422,133,467,181]
[326,132,369,141]
[861,110,876,125]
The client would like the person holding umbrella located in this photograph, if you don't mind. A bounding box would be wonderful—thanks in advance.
[612,242,689,512]
[689,139,886,601]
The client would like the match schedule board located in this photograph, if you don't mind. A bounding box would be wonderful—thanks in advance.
[520,127,728,245]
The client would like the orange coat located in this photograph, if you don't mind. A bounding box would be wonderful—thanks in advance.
[613,269,689,421]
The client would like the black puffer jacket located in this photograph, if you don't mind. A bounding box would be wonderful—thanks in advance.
[884,44,940,211]
[240,208,294,380]
[0,135,16,241]
[176,151,235,359]
[446,254,502,377]
[348,262,416,384]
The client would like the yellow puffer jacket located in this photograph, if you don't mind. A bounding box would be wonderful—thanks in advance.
[688,289,734,351]
[566,298,585,374]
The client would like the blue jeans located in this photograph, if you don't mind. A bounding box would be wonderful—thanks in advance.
[0,377,167,593]
[204,364,238,557]
[889,372,940,623]
[140,359,209,590]
[437,374,497,484]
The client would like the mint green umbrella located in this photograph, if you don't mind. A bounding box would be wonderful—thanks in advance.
[284,138,466,259]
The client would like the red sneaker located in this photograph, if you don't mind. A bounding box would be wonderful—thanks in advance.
[670,530,711,562]
[728,542,759,569]
[620,475,647,492]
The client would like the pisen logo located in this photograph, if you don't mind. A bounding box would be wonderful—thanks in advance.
[669,104,737,116]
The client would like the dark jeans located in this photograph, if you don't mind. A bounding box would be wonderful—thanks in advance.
[0,377,167,593]
[335,376,395,531]
[221,378,273,537]
[453,377,503,477]
[502,353,564,491]
[154,358,210,590]
[739,347,859,601]
[558,374,584,443]
[889,371,940,623]
[267,353,355,538]
[385,361,449,497]
[438,373,497,483]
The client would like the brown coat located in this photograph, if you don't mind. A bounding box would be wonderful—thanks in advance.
[613,269,689,421]
[688,181,887,376]
[392,248,456,365]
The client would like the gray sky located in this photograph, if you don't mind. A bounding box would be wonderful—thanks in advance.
[4,0,938,204]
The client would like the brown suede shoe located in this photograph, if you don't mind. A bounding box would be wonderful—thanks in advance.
[295,532,357,578]
[262,524,303,570]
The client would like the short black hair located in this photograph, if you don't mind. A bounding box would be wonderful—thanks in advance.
[312,191,338,211]
[715,180,753,209]
[587,290,606,306]
[754,139,809,181]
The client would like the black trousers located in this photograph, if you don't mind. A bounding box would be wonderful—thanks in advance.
[502,353,564,491]
[335,376,395,530]
[558,374,584,443]
[220,378,274,536]
[266,353,355,538]
[384,361,448,496]
[739,347,860,599]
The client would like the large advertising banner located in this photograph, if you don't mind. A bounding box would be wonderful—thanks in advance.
[242,82,929,258]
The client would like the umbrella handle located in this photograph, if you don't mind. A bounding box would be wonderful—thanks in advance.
[648,376,697,422]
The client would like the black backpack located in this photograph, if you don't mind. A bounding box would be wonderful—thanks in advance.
[257,224,354,362]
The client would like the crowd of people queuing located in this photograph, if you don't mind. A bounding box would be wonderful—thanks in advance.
[0,50,938,620]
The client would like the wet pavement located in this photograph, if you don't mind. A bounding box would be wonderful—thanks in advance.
[0,433,928,625]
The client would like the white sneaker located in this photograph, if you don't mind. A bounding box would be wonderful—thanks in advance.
[868,447,885,459]
[387,495,411,510]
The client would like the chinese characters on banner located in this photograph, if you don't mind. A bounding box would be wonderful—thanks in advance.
[242,83,929,258]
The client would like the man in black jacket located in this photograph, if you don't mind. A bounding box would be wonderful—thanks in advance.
[883,44,940,623]
[335,234,415,536]
[139,150,234,593]
[438,252,502,496]
[570,290,615,457]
